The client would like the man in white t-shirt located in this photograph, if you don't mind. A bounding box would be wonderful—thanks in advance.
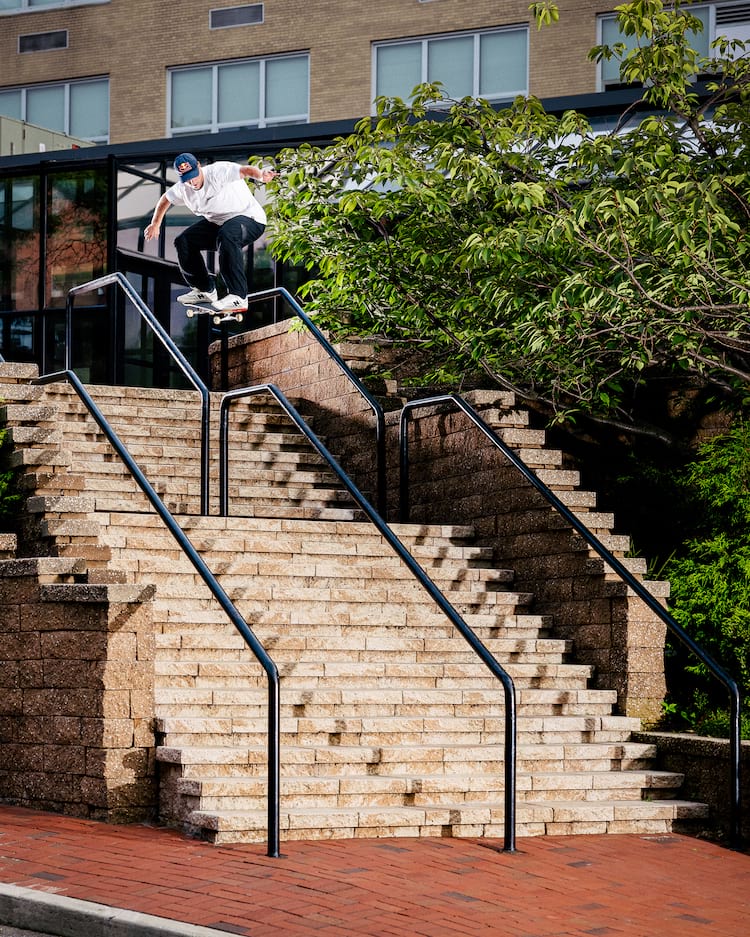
[144,152,277,313]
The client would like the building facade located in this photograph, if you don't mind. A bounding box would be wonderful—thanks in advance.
[2,0,749,147]
[1,0,749,385]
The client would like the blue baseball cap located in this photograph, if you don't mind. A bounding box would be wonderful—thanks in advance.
[174,152,200,182]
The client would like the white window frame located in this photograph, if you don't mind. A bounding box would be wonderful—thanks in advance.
[0,0,109,16]
[0,77,109,142]
[167,53,310,136]
[372,26,529,109]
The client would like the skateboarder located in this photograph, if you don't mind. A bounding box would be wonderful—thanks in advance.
[144,153,277,313]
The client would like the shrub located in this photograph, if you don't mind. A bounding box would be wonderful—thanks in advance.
[0,428,21,531]
[660,422,750,738]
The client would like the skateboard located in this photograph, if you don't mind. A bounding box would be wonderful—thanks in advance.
[183,301,245,325]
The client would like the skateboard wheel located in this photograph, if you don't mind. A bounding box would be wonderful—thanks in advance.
[186,309,194,318]
[213,315,221,325]
[236,313,244,322]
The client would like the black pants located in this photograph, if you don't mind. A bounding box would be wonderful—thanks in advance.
[174,215,265,297]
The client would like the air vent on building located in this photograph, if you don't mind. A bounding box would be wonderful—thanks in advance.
[210,4,263,29]
[19,30,68,53]
[716,2,750,24]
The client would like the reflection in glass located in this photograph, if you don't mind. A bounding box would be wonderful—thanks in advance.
[0,177,39,312]
[46,170,108,307]
[117,169,163,258]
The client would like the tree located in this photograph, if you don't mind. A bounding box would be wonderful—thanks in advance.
[660,421,750,737]
[268,0,750,442]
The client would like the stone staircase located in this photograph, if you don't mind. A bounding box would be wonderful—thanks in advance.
[0,364,709,843]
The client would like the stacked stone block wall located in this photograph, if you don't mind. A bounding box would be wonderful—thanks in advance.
[635,732,750,843]
[0,365,157,820]
[214,321,380,507]
[0,565,157,821]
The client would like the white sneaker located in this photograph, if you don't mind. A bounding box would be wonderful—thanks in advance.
[177,287,217,305]
[212,294,247,312]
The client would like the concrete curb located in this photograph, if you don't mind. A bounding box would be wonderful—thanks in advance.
[0,883,230,937]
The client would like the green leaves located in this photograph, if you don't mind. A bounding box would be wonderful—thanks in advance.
[662,423,750,737]
[269,0,750,435]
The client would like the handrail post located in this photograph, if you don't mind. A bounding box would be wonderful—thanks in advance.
[220,383,517,852]
[267,676,281,858]
[65,291,73,374]
[66,273,211,515]
[244,287,388,517]
[399,392,743,849]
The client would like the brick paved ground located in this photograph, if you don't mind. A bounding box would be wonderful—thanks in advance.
[0,806,748,936]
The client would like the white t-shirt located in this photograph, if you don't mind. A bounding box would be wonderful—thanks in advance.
[166,161,266,226]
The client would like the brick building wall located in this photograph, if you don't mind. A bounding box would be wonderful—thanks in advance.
[0,0,604,145]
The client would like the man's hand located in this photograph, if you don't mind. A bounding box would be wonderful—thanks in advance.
[241,165,278,184]
[144,222,160,241]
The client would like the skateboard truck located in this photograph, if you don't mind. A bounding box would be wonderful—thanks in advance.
[183,302,245,325]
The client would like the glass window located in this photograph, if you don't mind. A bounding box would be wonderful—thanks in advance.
[218,61,260,125]
[0,89,22,121]
[116,166,163,257]
[19,30,69,53]
[70,80,109,140]
[169,54,309,134]
[265,55,308,121]
[0,0,109,11]
[480,29,528,98]
[0,80,109,142]
[171,68,213,131]
[210,3,263,29]
[46,170,108,307]
[26,84,65,133]
[599,5,711,87]
[374,27,528,104]
[0,177,40,313]
[375,42,422,100]
[428,35,474,98]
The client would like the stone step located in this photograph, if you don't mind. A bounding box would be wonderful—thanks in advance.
[158,747,662,783]
[152,662,592,699]
[0,534,17,559]
[152,656,590,679]
[7,425,62,445]
[170,768,685,813]
[0,403,57,425]
[105,529,498,570]
[134,560,516,590]
[152,613,551,641]
[153,686,620,720]
[156,713,640,749]
[157,739,658,775]
[181,797,709,844]
[156,710,636,734]
[0,556,88,582]
[154,636,572,665]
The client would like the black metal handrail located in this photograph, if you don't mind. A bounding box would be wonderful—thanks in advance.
[34,368,282,858]
[243,287,387,516]
[66,272,211,514]
[220,382,517,852]
[399,393,743,849]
